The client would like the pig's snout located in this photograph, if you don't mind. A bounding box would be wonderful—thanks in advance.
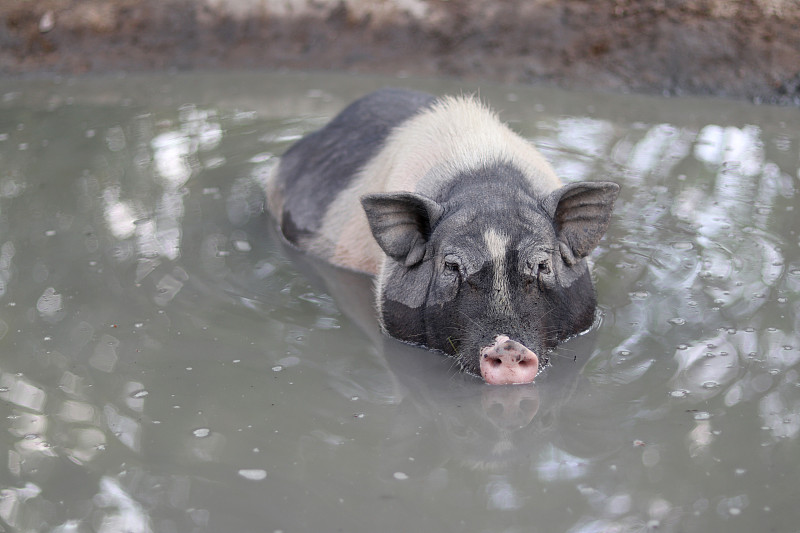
[480,335,539,385]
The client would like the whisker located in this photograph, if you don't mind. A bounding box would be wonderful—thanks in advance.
[456,309,484,330]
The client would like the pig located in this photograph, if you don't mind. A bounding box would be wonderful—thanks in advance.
[266,88,619,385]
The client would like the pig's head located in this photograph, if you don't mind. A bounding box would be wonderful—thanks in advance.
[361,168,618,385]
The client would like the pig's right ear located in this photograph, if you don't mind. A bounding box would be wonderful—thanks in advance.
[361,192,444,267]
[543,181,619,265]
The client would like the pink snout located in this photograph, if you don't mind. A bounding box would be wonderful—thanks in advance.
[480,335,539,385]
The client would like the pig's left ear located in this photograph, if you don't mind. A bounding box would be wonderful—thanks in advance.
[543,182,619,265]
[361,192,444,267]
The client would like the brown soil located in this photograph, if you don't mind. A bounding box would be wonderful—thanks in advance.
[2,0,799,104]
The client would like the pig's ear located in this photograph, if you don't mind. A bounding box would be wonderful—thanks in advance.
[361,192,444,267]
[543,182,619,265]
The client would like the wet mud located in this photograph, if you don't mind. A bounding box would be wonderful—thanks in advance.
[2,0,799,103]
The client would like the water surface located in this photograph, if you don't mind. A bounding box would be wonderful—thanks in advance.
[1,72,799,533]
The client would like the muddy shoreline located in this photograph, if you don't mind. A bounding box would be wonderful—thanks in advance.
[2,0,800,104]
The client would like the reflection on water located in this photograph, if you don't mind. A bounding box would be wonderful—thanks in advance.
[0,72,799,532]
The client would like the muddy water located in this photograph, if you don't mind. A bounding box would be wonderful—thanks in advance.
[1,72,799,533]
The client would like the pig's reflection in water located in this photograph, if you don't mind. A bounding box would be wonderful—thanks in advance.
[278,231,619,470]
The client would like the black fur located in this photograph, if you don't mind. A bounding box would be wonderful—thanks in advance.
[370,162,609,376]
[274,88,436,243]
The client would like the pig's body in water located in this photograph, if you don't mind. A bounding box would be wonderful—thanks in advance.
[266,88,619,385]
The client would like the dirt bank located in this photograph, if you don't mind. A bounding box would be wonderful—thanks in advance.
[2,0,799,104]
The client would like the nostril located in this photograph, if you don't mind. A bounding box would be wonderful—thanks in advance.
[482,353,504,368]
[480,337,539,385]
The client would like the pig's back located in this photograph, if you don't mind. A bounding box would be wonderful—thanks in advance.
[313,94,564,273]
[267,88,436,247]
[268,89,565,275]
[375,95,563,198]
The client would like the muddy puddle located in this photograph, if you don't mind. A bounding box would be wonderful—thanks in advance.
[0,71,799,532]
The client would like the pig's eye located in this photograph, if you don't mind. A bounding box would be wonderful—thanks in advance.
[537,258,556,289]
[538,261,550,276]
[524,256,555,290]
[443,256,462,281]
[524,259,549,276]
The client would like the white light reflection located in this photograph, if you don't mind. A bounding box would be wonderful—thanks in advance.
[51,519,82,533]
[179,104,222,152]
[627,123,694,182]
[103,404,141,453]
[238,468,268,481]
[124,382,147,413]
[102,187,137,240]
[94,477,153,533]
[688,420,714,458]
[567,495,678,533]
[0,371,47,412]
[695,125,764,178]
[101,105,224,271]
[105,125,126,152]
[486,477,522,510]
[151,131,194,187]
[537,445,589,481]
[36,286,63,319]
[65,427,107,464]
[669,332,740,401]
[0,483,42,530]
[759,385,800,440]
[0,241,15,301]
[58,400,97,423]
[8,411,46,438]
[547,117,616,179]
